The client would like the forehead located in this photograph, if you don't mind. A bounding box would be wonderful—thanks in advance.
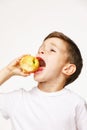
[42,38,67,51]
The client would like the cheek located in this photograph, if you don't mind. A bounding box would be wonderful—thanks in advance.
[46,58,59,69]
[46,58,64,74]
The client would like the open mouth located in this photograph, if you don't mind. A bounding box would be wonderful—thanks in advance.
[36,57,46,67]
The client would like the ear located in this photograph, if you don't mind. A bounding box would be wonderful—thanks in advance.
[62,64,76,76]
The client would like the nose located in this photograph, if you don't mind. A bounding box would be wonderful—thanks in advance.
[36,50,44,57]
[38,49,44,54]
[40,51,44,54]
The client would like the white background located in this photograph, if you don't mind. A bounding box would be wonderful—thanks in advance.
[0,0,87,129]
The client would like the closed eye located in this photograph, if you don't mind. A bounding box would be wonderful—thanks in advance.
[50,49,56,52]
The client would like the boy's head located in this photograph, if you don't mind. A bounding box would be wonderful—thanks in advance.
[43,31,83,86]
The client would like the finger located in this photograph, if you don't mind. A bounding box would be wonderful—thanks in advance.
[19,72,31,77]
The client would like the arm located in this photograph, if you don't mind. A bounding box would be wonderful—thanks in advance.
[0,67,13,85]
[0,56,29,85]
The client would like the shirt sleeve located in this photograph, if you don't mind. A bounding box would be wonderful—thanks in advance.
[0,89,23,119]
[76,99,87,130]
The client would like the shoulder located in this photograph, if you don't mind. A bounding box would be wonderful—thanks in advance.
[0,87,32,103]
[64,88,86,106]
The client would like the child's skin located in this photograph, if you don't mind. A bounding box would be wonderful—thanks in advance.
[0,37,76,92]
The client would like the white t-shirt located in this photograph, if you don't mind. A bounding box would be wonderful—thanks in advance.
[0,87,87,130]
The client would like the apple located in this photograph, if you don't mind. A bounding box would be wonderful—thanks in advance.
[19,55,39,73]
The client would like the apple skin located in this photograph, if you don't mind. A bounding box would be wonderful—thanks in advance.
[19,55,39,73]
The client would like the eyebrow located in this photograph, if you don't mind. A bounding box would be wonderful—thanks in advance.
[50,42,57,48]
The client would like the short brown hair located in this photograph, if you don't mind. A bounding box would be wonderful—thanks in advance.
[44,31,83,86]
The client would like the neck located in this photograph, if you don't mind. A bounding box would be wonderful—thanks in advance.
[38,79,65,93]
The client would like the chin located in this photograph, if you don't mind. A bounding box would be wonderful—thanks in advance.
[34,74,45,83]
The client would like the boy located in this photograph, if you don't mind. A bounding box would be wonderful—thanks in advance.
[0,31,87,130]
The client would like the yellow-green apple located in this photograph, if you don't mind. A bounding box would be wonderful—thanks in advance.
[19,55,39,73]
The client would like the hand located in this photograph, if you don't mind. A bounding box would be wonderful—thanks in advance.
[7,55,31,77]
